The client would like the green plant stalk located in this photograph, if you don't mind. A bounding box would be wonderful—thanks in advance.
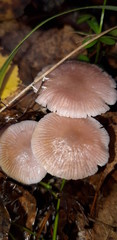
[52,179,66,240]
[52,198,60,240]
[39,181,52,190]
[22,227,36,236]
[99,0,107,33]
[11,222,36,237]
[60,179,66,191]
[50,190,58,199]
[95,41,101,63]
[0,5,117,89]
[95,0,107,63]
[39,181,58,198]
[9,232,16,240]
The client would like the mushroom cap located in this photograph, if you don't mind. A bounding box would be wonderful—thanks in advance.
[0,121,47,184]
[35,61,117,118]
[31,113,109,180]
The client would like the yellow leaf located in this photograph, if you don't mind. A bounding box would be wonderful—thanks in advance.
[0,54,22,100]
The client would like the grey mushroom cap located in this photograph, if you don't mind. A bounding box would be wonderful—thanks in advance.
[0,121,47,184]
[35,61,117,118]
[31,113,109,180]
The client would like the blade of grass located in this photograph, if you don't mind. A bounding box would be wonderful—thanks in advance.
[23,227,36,236]
[95,0,107,63]
[60,179,66,192]
[52,179,66,240]
[12,222,36,236]
[9,232,16,240]
[99,0,107,33]
[52,198,60,240]
[0,5,117,89]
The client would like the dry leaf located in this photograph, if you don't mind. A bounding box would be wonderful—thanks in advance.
[0,54,22,101]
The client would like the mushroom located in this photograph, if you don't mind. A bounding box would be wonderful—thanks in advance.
[0,121,47,184]
[35,61,117,118]
[31,113,109,180]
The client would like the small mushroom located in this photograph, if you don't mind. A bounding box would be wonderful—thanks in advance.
[31,113,109,180]
[0,121,47,184]
[35,61,117,118]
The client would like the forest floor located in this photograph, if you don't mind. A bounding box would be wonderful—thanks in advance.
[0,1,117,239]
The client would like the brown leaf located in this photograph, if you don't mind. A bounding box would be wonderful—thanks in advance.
[93,182,117,240]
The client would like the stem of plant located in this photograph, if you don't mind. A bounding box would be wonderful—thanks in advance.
[95,41,101,63]
[11,222,36,237]
[9,232,16,240]
[52,179,66,240]
[39,181,52,190]
[39,181,58,198]
[95,0,107,63]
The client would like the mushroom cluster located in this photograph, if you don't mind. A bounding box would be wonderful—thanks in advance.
[0,61,116,184]
[31,113,109,180]
[32,61,116,180]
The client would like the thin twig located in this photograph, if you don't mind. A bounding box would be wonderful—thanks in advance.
[0,26,116,113]
[36,209,52,239]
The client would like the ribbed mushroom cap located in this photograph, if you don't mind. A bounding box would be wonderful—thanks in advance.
[31,113,109,180]
[35,61,117,118]
[0,121,47,184]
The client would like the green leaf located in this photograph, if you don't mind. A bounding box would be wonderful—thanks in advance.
[100,36,116,45]
[87,17,100,33]
[77,14,92,24]
[77,54,90,62]
[83,37,98,48]
[109,29,117,37]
